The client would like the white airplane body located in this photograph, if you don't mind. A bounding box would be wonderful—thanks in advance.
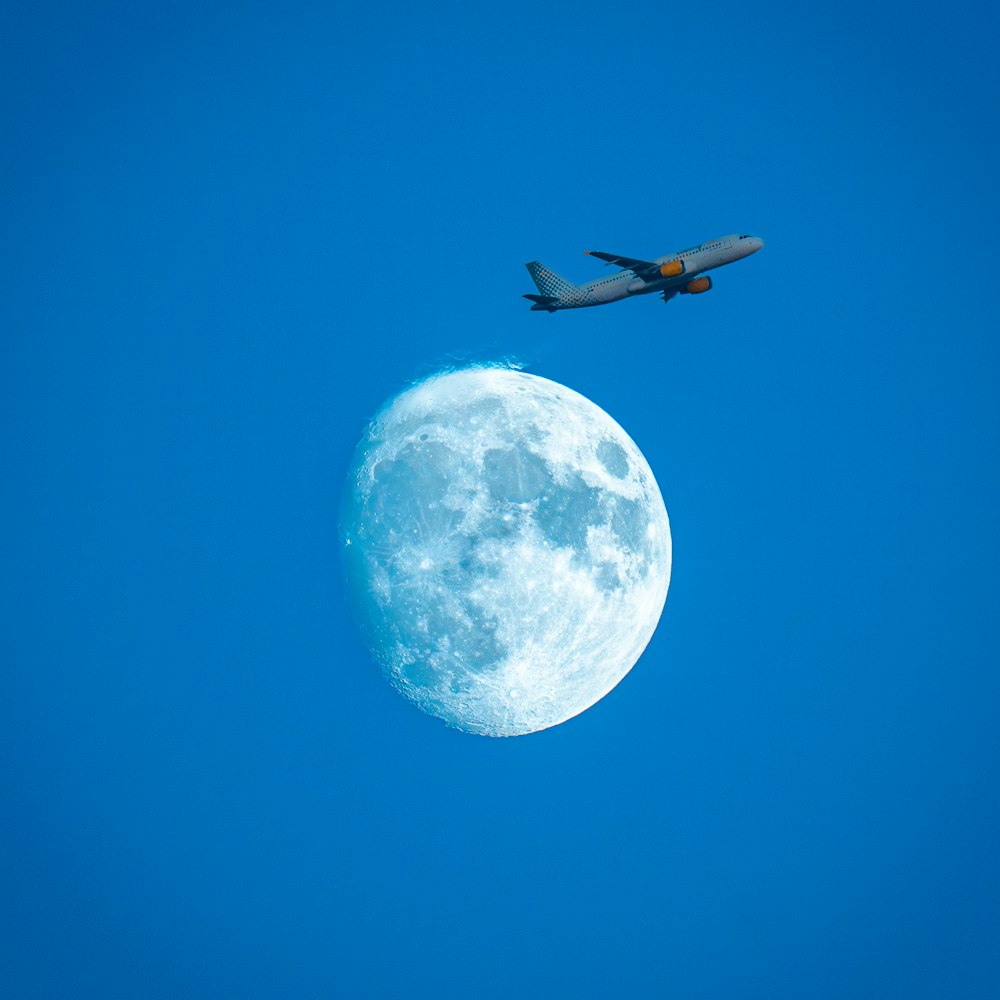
[524,233,764,312]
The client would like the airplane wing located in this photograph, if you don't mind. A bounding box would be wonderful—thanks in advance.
[586,249,686,283]
[585,250,657,272]
[587,250,684,282]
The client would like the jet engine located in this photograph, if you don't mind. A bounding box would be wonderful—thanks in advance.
[682,276,712,294]
[658,260,685,278]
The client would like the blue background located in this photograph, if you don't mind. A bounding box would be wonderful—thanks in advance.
[3,2,998,996]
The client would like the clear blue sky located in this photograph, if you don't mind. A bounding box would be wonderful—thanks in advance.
[3,2,999,997]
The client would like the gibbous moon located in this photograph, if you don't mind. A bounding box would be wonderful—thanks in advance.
[341,367,671,736]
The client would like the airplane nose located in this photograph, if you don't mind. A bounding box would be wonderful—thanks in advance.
[749,236,764,254]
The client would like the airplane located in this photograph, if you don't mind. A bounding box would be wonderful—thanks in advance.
[523,233,764,312]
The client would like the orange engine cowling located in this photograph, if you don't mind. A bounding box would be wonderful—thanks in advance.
[658,260,685,279]
[683,276,712,295]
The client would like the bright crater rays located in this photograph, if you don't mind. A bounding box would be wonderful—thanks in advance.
[341,367,671,736]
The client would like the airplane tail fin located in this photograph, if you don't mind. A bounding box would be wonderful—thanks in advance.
[525,261,577,303]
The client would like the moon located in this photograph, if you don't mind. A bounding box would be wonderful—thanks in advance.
[341,367,671,736]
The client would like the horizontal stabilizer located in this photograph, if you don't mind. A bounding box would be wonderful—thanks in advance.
[523,293,559,313]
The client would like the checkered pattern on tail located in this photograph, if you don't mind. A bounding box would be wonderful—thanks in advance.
[526,261,578,302]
